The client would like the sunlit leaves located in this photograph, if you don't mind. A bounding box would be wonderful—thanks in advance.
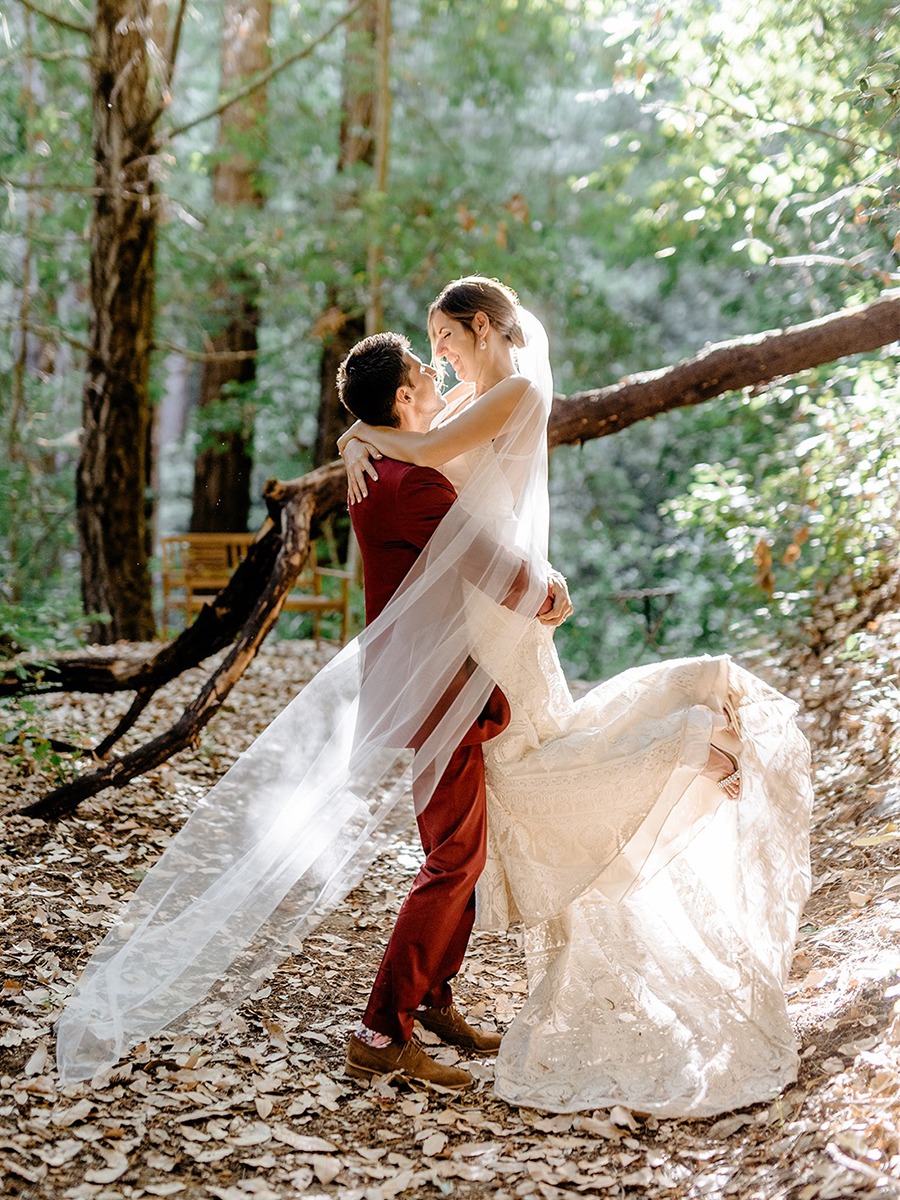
[663,355,900,640]
[592,0,898,310]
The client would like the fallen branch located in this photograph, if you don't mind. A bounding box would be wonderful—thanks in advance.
[1,462,346,699]
[547,290,900,448]
[17,464,346,819]
[7,292,900,817]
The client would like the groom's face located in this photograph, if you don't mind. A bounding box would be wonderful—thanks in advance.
[397,352,444,431]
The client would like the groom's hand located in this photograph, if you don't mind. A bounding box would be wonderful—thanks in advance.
[539,571,573,627]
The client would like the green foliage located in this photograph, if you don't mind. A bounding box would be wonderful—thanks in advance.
[553,352,900,678]
[0,413,82,639]
[1,0,897,679]
[0,695,77,783]
[663,356,900,644]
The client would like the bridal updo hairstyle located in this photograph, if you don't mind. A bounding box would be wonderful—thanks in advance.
[428,275,526,351]
[337,331,412,427]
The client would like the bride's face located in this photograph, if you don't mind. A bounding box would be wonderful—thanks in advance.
[430,313,478,383]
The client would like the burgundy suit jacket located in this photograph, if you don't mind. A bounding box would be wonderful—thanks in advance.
[350,457,457,625]
[349,456,510,748]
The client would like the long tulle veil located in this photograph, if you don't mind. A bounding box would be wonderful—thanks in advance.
[55,310,553,1085]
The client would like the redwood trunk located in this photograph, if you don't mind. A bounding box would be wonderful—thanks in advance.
[190,0,271,532]
[77,0,158,642]
[315,306,366,467]
[314,0,378,467]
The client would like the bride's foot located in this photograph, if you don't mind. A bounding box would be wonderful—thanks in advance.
[702,728,742,801]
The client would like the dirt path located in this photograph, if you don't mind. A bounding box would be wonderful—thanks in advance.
[1,623,898,1200]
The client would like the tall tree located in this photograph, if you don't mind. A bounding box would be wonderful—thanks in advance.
[189,0,271,533]
[77,0,164,642]
[314,0,387,468]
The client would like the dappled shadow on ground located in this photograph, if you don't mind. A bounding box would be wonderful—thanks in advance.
[1,612,899,1199]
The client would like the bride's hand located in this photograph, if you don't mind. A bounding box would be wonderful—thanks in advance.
[539,571,574,627]
[341,436,382,504]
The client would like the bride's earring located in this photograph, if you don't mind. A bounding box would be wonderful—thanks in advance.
[479,338,486,350]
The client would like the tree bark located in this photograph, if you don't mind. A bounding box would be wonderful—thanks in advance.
[365,0,391,336]
[190,0,271,533]
[547,291,900,450]
[315,307,366,467]
[313,0,378,468]
[76,0,160,643]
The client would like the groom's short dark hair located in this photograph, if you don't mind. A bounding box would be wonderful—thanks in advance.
[337,332,412,428]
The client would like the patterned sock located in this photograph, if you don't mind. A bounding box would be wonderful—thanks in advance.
[355,1025,392,1049]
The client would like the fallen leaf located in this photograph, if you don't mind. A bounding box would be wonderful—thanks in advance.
[852,831,900,846]
[84,1150,129,1183]
[707,1113,752,1138]
[270,1126,337,1153]
[574,1115,619,1139]
[226,1123,272,1147]
[421,1131,448,1156]
[310,1154,341,1184]
[24,1043,48,1076]
[609,1105,640,1130]
[51,1099,94,1127]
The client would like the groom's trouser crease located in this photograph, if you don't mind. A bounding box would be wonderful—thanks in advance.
[363,687,510,1044]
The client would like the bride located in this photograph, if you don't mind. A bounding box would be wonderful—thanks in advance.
[338,276,813,1117]
[56,275,811,1121]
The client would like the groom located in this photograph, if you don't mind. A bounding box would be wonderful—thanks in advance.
[336,332,568,1090]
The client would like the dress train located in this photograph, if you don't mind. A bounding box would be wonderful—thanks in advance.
[472,623,812,1117]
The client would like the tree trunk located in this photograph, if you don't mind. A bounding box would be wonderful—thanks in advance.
[77,0,159,643]
[190,0,271,533]
[365,0,391,336]
[315,305,366,467]
[314,0,378,468]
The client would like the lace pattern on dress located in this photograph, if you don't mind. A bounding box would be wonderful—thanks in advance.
[468,639,812,1117]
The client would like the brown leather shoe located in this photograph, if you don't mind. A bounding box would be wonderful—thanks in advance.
[344,1034,473,1090]
[416,1005,503,1055]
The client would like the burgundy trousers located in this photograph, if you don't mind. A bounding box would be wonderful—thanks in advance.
[362,687,510,1044]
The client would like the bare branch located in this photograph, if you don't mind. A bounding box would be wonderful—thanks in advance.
[1,318,92,356]
[164,0,368,143]
[646,86,893,158]
[165,0,188,87]
[14,0,91,37]
[0,47,88,66]
[0,175,132,197]
[771,254,899,285]
[153,338,263,363]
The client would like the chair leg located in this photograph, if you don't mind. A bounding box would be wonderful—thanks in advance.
[340,586,349,645]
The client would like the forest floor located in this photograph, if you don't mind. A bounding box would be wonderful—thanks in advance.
[1,575,900,1200]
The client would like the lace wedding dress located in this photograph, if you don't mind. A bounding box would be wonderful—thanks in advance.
[452,452,813,1118]
[56,308,810,1113]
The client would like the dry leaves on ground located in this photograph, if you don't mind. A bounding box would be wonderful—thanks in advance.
[1,607,900,1200]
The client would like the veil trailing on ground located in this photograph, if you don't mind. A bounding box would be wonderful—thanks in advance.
[56,310,554,1085]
